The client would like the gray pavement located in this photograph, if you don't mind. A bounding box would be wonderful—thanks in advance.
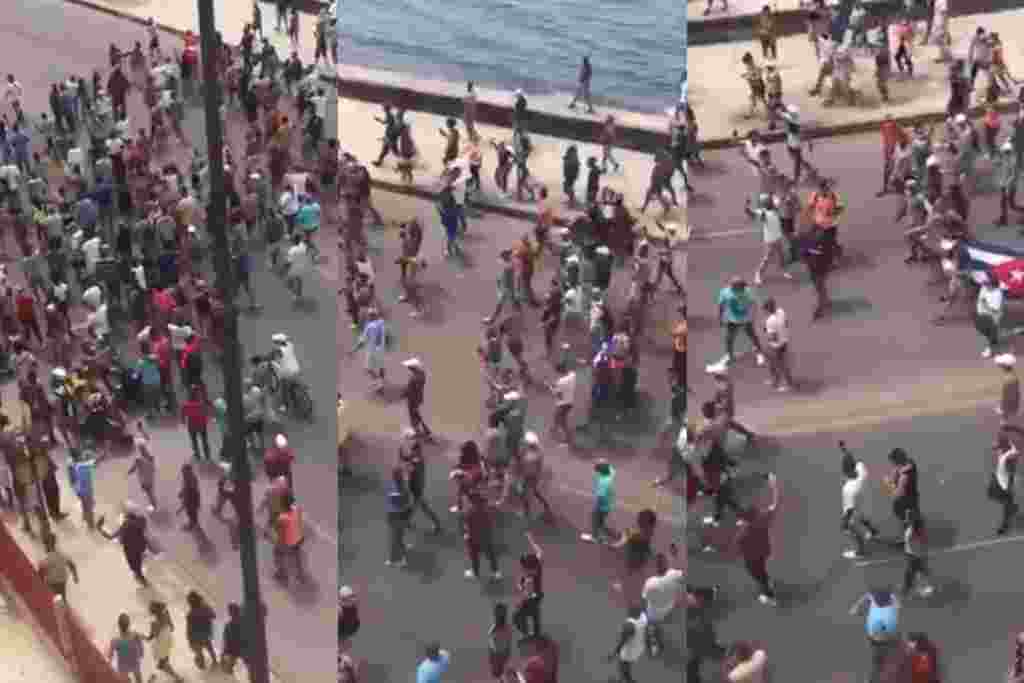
[4,0,337,679]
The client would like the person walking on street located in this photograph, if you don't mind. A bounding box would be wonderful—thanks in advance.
[416,642,451,683]
[607,604,647,683]
[886,447,921,524]
[733,473,780,606]
[463,81,479,143]
[850,589,901,683]
[177,463,202,533]
[386,465,412,568]
[146,601,184,683]
[488,602,514,682]
[746,195,792,287]
[517,432,553,521]
[710,366,756,442]
[513,532,544,641]
[995,353,1024,439]
[975,273,1004,358]
[185,591,218,670]
[600,115,621,173]
[989,432,1019,535]
[181,386,212,461]
[400,435,443,534]
[220,603,245,675]
[108,614,145,683]
[762,298,794,391]
[547,363,576,447]
[273,492,306,583]
[463,492,502,581]
[99,504,154,585]
[127,422,158,511]
[569,57,595,113]
[902,511,934,598]
[581,459,616,543]
[716,276,765,367]
[401,358,434,440]
[37,531,78,602]
[839,441,879,559]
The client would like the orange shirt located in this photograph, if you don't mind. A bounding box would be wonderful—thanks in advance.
[984,109,1001,130]
[809,192,838,228]
[909,651,934,683]
[277,506,304,547]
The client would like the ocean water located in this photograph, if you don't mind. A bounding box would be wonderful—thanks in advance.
[339,0,685,113]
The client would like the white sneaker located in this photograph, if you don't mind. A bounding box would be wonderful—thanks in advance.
[758,594,778,606]
[842,549,863,559]
[983,347,993,358]
[918,584,935,597]
[753,272,763,286]
[449,506,460,514]
[702,545,715,553]
[491,571,503,581]
[702,516,719,527]
[580,533,596,543]
[756,353,766,366]
[464,569,477,579]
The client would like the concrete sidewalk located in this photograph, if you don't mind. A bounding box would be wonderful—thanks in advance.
[0,594,76,683]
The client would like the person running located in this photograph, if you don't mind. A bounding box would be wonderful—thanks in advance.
[902,511,934,598]
[607,604,647,683]
[733,473,779,606]
[513,532,544,641]
[146,601,184,683]
[400,436,442,534]
[839,441,879,559]
[37,531,79,602]
[850,589,901,683]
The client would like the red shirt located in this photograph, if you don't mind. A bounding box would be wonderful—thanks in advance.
[152,336,172,370]
[738,507,776,560]
[264,446,295,472]
[15,294,34,322]
[153,289,176,315]
[180,340,201,370]
[180,399,209,429]
[910,650,936,683]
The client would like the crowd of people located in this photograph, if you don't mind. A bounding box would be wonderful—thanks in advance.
[0,5,339,680]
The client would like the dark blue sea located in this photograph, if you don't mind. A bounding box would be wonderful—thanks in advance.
[338,0,685,113]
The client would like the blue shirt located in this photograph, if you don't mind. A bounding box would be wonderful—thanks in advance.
[594,468,616,512]
[416,652,450,683]
[359,319,386,351]
[866,600,899,639]
[296,202,321,232]
[68,458,96,499]
[717,286,755,324]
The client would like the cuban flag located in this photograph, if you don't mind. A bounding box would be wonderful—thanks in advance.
[959,239,1024,296]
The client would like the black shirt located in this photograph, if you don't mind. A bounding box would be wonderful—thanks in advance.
[339,605,360,640]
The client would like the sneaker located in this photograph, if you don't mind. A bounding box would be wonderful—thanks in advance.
[782,271,795,280]
[918,584,935,597]
[863,530,876,541]
[756,353,766,366]
[396,295,408,303]
[777,384,790,393]
[983,347,994,359]
[702,516,719,527]
[758,594,778,606]
[702,545,715,553]
[491,571,503,581]
[842,549,863,559]
[753,272,763,286]
[449,506,460,513]
[580,533,596,543]
[464,569,477,579]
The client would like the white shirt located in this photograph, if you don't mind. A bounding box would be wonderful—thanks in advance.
[997,445,1017,491]
[5,81,23,104]
[619,614,647,662]
[287,242,312,277]
[279,191,300,216]
[842,462,868,514]
[274,342,302,378]
[168,323,193,350]
[753,208,782,243]
[764,309,789,348]
[642,569,685,621]
[52,282,68,303]
[728,650,768,683]
[554,371,577,407]
[82,237,102,271]
[81,285,103,309]
[131,264,147,290]
[977,285,1005,321]
[311,95,327,120]
[87,304,110,337]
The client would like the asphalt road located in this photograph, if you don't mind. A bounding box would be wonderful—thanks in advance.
[341,118,1024,680]
[3,1,337,679]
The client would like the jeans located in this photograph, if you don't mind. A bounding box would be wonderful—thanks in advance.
[466,537,499,576]
[724,321,762,359]
[513,596,542,637]
[591,506,613,541]
[189,426,211,460]
[387,515,408,563]
[975,313,1000,349]
[842,509,879,555]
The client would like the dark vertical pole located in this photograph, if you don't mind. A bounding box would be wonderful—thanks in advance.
[195,3,271,683]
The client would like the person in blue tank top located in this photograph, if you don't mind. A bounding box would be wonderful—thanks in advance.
[850,589,901,683]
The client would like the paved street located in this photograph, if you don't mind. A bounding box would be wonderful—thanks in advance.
[342,116,1024,681]
[2,1,336,680]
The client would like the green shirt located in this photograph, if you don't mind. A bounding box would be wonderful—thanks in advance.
[717,286,755,324]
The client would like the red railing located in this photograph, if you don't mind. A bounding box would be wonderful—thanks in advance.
[0,520,122,683]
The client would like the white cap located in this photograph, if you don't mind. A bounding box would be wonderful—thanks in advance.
[566,254,580,263]
[955,113,968,123]
[996,353,1017,367]
[926,155,939,167]
[339,586,355,599]
[504,391,521,401]
[556,227,571,236]
[402,358,422,369]
[271,333,289,343]
[523,431,539,446]
[786,104,799,115]
[51,367,67,379]
[596,246,611,255]
[275,434,288,448]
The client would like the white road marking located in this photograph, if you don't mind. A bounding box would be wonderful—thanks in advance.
[691,227,759,240]
[855,533,1024,567]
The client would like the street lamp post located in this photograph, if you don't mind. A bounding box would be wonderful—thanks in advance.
[195,2,272,682]
[678,5,689,683]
